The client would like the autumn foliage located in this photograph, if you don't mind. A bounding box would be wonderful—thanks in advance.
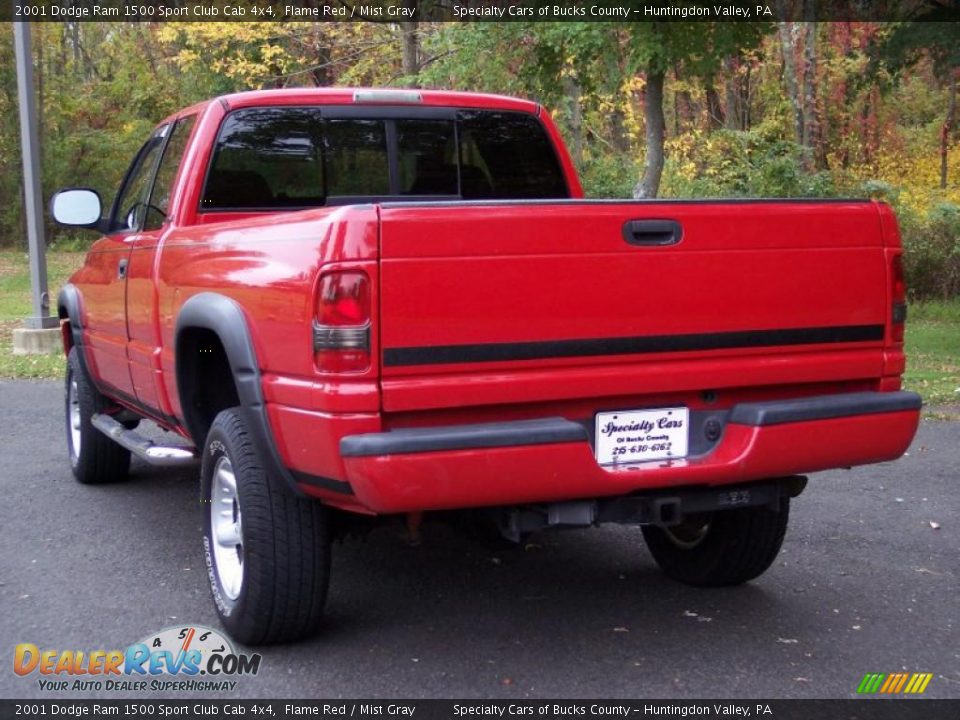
[0,20,957,297]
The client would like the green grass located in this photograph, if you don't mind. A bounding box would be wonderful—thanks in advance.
[903,300,960,410]
[0,251,957,414]
[0,250,84,379]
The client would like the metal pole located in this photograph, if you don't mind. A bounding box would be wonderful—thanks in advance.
[14,22,57,330]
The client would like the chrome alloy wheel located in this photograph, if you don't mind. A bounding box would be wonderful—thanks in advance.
[68,377,82,461]
[211,456,244,600]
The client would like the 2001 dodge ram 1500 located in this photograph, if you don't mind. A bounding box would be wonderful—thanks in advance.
[51,87,921,645]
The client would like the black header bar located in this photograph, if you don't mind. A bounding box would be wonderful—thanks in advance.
[5,0,960,22]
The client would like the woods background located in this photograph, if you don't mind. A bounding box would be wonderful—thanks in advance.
[1,19,959,298]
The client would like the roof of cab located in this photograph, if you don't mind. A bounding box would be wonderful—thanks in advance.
[214,87,541,114]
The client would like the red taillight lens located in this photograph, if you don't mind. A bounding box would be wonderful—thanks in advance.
[314,272,370,372]
[318,272,370,325]
[891,255,906,303]
[891,254,906,343]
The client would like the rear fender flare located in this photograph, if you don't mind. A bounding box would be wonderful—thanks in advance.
[175,292,303,496]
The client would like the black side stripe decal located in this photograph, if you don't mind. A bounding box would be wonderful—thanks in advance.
[383,324,886,367]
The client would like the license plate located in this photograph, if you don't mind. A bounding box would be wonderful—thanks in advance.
[594,407,689,465]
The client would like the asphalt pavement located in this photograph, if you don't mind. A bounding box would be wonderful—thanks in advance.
[1,379,957,700]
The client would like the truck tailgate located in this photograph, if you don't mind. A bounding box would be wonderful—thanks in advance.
[377,200,889,412]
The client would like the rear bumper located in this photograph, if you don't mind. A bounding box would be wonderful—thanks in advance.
[333,391,921,513]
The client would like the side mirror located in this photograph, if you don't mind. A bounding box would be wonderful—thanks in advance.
[50,188,102,228]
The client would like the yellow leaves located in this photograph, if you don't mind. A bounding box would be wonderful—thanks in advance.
[854,143,960,217]
[153,22,404,89]
[622,76,645,94]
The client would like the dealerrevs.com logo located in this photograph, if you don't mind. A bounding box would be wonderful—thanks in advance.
[13,625,261,693]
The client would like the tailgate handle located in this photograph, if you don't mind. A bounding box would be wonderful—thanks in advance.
[623,219,682,246]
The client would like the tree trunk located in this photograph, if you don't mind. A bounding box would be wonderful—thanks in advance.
[859,90,873,165]
[777,19,804,145]
[561,73,584,168]
[801,16,819,169]
[311,45,332,87]
[309,25,332,87]
[705,80,725,129]
[739,63,753,130]
[69,20,84,78]
[724,56,739,130]
[609,105,630,153]
[674,64,693,134]
[941,68,958,189]
[400,0,420,87]
[633,70,666,199]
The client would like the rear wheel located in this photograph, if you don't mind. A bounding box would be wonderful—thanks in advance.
[65,347,131,484]
[201,408,331,645]
[641,501,790,587]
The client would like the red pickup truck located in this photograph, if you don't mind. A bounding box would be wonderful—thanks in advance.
[52,88,920,645]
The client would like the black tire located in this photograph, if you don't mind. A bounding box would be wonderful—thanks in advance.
[65,347,131,484]
[641,501,790,587]
[201,408,331,645]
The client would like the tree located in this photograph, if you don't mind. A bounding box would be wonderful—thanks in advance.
[878,21,960,188]
[628,21,772,198]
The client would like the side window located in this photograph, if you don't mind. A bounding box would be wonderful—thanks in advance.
[457,111,568,199]
[202,108,326,210]
[202,110,392,209]
[144,115,197,231]
[111,126,168,232]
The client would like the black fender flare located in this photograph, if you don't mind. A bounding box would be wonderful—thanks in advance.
[57,284,84,350]
[57,284,88,373]
[175,292,306,497]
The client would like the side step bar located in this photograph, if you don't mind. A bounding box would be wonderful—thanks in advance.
[91,414,198,467]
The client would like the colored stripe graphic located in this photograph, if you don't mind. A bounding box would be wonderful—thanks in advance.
[857,673,885,693]
[893,673,910,693]
[857,672,933,694]
[906,673,934,694]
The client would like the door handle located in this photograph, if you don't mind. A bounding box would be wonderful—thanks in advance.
[622,219,682,246]
[118,258,128,279]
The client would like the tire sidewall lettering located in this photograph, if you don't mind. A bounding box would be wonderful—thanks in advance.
[202,434,238,618]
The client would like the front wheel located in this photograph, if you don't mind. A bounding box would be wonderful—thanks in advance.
[641,501,790,587]
[201,408,331,645]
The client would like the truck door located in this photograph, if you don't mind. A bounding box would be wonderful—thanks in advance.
[125,115,197,416]
[79,127,167,400]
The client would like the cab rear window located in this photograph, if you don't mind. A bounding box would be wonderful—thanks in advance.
[200,107,568,210]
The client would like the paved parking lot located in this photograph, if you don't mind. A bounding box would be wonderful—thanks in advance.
[1,379,957,699]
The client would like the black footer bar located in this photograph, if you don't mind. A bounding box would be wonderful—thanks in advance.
[1,699,956,720]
